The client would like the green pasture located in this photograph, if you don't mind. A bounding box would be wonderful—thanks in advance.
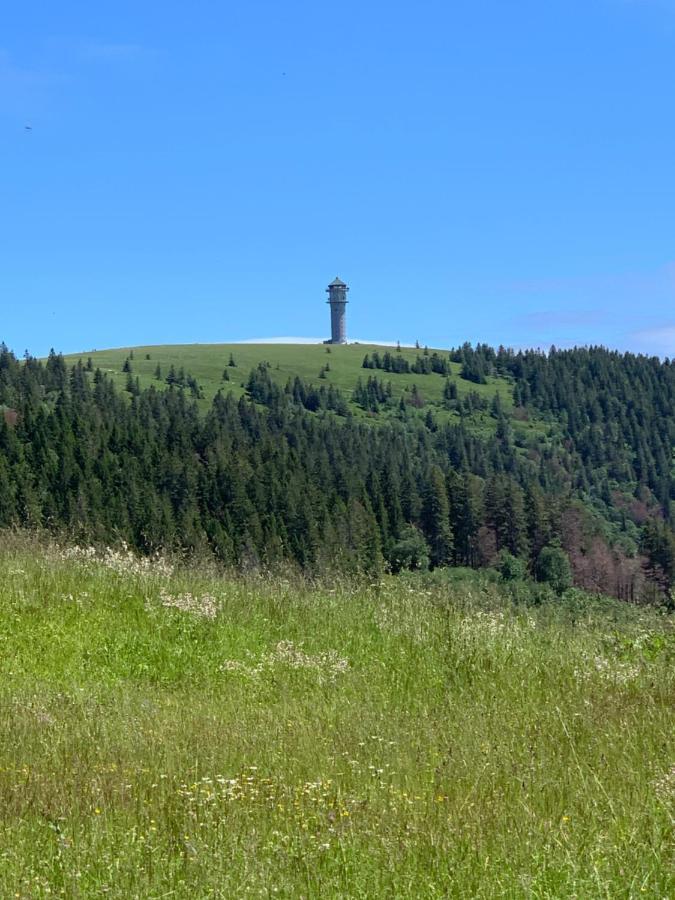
[0,535,672,897]
[63,342,550,439]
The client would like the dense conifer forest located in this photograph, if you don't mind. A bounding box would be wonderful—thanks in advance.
[0,343,673,602]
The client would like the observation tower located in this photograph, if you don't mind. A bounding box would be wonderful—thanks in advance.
[326,276,349,344]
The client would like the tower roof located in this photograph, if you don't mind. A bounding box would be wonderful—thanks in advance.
[329,276,347,287]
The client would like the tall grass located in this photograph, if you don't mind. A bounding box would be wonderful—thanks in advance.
[0,534,672,897]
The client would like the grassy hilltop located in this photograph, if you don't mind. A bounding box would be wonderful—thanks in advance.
[63,342,528,435]
[64,342,481,404]
[0,535,672,897]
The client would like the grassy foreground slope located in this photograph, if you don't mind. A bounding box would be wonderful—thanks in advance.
[1,536,672,898]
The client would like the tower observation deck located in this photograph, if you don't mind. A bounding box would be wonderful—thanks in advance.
[326,276,349,344]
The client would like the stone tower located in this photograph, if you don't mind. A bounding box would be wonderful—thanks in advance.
[326,276,349,344]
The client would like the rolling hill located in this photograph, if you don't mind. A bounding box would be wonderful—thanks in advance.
[63,341,538,439]
[64,341,499,405]
[0,339,670,601]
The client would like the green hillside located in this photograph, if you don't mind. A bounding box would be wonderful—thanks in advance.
[3,340,670,600]
[64,341,500,402]
[63,342,537,438]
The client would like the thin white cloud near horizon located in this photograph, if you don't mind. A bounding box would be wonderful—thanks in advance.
[236,337,415,347]
[630,325,675,356]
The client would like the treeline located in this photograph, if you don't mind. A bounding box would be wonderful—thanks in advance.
[362,350,451,375]
[451,343,675,516]
[0,345,673,602]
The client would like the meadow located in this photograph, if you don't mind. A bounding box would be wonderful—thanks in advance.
[64,342,501,407]
[62,342,537,439]
[0,534,672,898]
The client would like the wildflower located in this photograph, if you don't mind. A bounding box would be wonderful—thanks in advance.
[57,543,173,578]
[654,765,675,806]
[219,640,348,683]
[159,589,218,619]
[574,653,640,685]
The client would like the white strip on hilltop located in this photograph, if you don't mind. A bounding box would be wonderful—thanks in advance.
[236,337,416,347]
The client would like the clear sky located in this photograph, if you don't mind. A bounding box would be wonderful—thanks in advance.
[1,0,674,357]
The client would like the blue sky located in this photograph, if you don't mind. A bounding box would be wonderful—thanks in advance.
[1,0,674,357]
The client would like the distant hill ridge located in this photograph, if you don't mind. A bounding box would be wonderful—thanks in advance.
[0,340,670,602]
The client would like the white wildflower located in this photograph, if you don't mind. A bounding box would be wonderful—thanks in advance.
[574,653,640,685]
[654,765,675,809]
[219,640,348,683]
[159,589,218,619]
[56,543,173,578]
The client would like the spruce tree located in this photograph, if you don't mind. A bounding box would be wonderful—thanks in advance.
[421,465,453,567]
